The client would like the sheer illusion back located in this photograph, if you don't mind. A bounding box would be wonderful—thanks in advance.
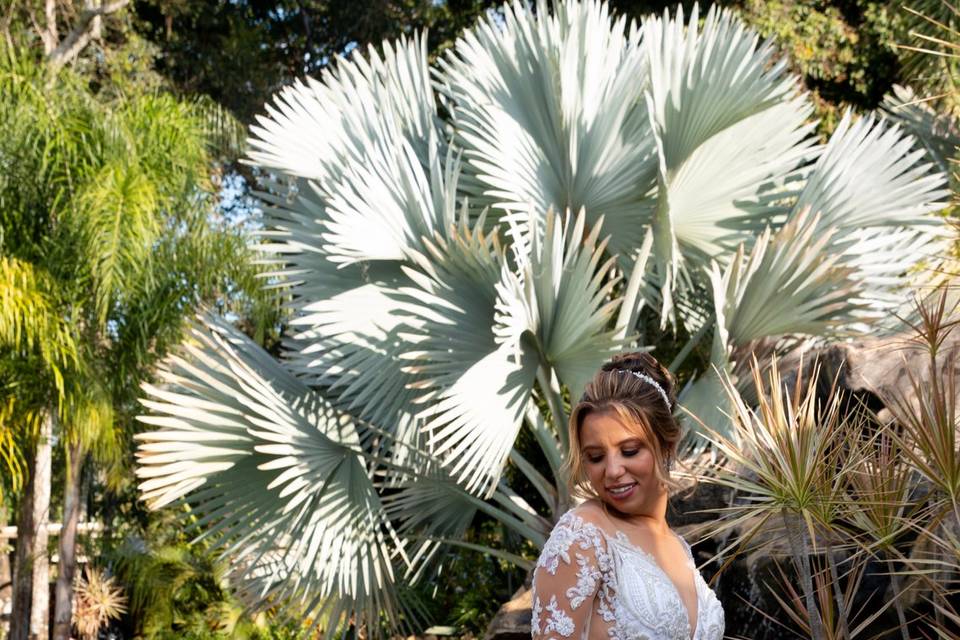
[531,508,725,640]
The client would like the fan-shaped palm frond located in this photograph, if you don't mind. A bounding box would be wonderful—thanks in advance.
[249,35,459,431]
[792,110,949,325]
[397,211,538,496]
[439,0,656,249]
[135,315,409,634]
[505,208,625,399]
[882,84,960,176]
[681,209,867,440]
[795,111,947,234]
[399,208,624,495]
[249,33,446,265]
[639,4,819,328]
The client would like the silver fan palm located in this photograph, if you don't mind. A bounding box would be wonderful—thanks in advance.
[135,0,951,633]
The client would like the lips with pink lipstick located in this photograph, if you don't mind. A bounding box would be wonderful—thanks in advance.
[605,481,637,501]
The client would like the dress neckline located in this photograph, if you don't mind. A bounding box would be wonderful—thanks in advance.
[603,528,700,640]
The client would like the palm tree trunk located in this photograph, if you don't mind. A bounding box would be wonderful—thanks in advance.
[30,410,53,640]
[52,441,84,640]
[9,411,53,640]
[782,510,825,640]
[1,504,11,639]
[9,455,36,640]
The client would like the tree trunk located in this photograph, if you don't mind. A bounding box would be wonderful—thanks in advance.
[30,412,53,640]
[782,510,825,640]
[0,504,11,640]
[825,547,850,640]
[10,446,37,640]
[9,411,53,640]
[52,442,84,640]
[887,557,910,640]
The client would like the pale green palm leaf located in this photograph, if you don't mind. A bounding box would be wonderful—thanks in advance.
[438,0,656,252]
[135,315,408,634]
[254,174,427,432]
[251,72,463,426]
[881,84,960,176]
[641,4,816,327]
[713,210,864,346]
[248,34,447,265]
[681,210,864,440]
[794,110,948,234]
[397,213,539,496]
[507,208,626,399]
[400,208,626,494]
[790,110,950,328]
[383,457,480,584]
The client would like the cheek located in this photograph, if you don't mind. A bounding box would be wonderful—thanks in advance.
[633,450,657,476]
[584,462,609,494]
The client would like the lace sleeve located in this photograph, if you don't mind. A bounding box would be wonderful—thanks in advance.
[531,511,615,640]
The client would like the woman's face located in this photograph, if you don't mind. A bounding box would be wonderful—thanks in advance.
[579,409,664,515]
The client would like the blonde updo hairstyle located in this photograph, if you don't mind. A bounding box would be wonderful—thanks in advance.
[565,352,684,500]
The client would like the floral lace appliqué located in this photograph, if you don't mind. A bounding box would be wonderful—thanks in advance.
[531,509,725,640]
[544,595,576,637]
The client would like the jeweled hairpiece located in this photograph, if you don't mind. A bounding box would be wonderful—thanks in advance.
[617,369,671,411]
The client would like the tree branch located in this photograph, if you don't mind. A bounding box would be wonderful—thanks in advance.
[43,0,56,54]
[47,0,130,73]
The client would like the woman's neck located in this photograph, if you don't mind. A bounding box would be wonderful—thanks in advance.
[604,490,670,535]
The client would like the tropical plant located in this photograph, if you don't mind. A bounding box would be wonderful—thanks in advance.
[690,356,868,640]
[879,287,960,631]
[73,566,128,640]
[694,286,960,639]
[0,43,276,640]
[898,1,960,118]
[112,536,245,638]
[134,0,954,635]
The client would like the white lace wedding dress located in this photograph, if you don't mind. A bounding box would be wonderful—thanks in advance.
[531,508,725,640]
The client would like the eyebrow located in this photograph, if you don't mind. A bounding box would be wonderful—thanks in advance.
[580,437,645,452]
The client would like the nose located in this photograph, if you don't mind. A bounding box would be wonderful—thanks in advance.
[604,453,625,480]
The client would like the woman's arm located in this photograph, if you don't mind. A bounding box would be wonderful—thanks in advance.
[531,511,615,640]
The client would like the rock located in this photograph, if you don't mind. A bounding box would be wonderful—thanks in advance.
[483,586,532,640]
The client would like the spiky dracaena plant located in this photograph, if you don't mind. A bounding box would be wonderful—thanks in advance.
[134,0,953,633]
[73,567,127,640]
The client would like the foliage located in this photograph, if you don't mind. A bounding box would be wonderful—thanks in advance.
[131,1,954,636]
[898,0,960,118]
[413,518,532,635]
[132,0,500,122]
[0,35,278,461]
[730,0,904,135]
[112,534,243,638]
[0,16,281,638]
[696,285,960,639]
[73,566,128,640]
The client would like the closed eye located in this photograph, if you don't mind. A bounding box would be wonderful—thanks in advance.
[586,448,639,463]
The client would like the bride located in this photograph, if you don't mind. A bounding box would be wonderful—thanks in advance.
[531,352,725,640]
